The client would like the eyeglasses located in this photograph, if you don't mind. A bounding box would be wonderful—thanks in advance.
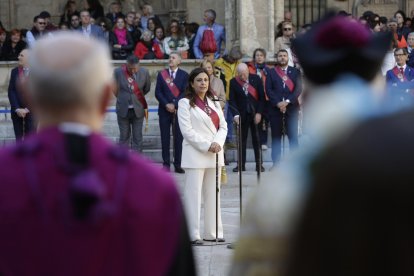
[283,28,292,31]
[394,54,406,57]
[100,24,106,27]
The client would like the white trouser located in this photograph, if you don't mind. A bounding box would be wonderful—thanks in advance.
[183,168,223,241]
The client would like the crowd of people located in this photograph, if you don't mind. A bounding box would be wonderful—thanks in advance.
[3,2,414,274]
[0,1,205,61]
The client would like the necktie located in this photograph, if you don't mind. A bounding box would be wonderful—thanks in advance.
[170,71,174,80]
[400,67,404,75]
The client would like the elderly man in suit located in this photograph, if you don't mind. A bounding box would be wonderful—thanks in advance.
[155,52,189,173]
[386,47,414,105]
[7,49,35,140]
[114,55,150,152]
[229,63,265,172]
[0,32,195,275]
[266,49,302,167]
[79,10,104,40]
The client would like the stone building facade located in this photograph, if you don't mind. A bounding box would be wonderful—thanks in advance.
[1,0,414,57]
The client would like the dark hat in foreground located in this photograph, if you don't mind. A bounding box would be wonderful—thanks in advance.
[292,15,392,84]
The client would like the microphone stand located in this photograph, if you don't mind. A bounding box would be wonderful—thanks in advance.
[215,153,219,243]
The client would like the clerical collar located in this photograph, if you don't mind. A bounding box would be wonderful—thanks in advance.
[59,122,92,136]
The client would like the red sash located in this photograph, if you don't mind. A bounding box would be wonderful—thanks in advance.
[392,66,408,82]
[161,69,181,97]
[248,62,269,100]
[122,65,148,109]
[235,77,259,101]
[194,96,219,130]
[275,66,295,92]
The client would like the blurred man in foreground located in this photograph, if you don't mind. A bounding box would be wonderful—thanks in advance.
[0,33,195,276]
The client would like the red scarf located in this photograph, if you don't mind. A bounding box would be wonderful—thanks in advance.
[235,77,258,101]
[161,69,181,97]
[275,66,295,92]
[194,96,219,130]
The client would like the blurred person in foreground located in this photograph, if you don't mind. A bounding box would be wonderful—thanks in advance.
[0,32,195,276]
[177,67,227,245]
[285,106,414,276]
[230,14,391,276]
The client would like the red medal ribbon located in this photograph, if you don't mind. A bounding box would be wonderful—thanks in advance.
[235,77,259,101]
[122,65,148,109]
[161,69,181,97]
[275,66,295,92]
[194,96,219,130]
[392,66,407,82]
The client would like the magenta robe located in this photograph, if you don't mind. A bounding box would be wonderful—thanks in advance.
[0,127,194,276]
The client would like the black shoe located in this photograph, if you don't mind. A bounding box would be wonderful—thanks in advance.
[232,166,246,172]
[174,166,185,174]
[256,165,265,172]
[203,238,225,242]
[191,239,204,245]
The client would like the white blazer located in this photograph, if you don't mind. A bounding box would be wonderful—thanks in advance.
[178,97,228,169]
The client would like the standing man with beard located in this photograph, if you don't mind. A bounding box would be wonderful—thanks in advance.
[155,52,189,173]
[266,49,302,167]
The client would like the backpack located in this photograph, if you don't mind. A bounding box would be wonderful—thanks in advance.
[200,28,217,54]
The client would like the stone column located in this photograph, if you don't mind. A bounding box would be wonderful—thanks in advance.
[225,0,239,51]
[169,0,187,23]
[237,0,276,57]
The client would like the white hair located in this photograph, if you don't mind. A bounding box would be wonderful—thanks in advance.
[28,32,113,111]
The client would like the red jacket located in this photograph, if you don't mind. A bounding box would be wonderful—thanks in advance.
[134,41,164,59]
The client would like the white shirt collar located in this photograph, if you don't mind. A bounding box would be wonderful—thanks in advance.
[59,122,92,136]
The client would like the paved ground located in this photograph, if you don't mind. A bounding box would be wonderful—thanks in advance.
[171,161,273,276]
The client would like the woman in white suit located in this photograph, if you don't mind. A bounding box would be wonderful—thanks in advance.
[178,67,228,245]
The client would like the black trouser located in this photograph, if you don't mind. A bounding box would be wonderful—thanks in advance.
[11,112,34,141]
[268,106,299,163]
[159,109,183,168]
[240,113,261,168]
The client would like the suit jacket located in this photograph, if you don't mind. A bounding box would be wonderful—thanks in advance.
[229,74,265,120]
[8,67,27,113]
[0,126,193,275]
[178,98,227,168]
[265,65,302,112]
[385,65,414,88]
[78,24,105,40]
[155,68,189,115]
[114,66,151,118]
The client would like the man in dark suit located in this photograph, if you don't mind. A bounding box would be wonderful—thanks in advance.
[386,47,414,105]
[79,10,104,40]
[114,55,150,152]
[155,52,189,173]
[266,49,302,167]
[7,49,35,140]
[229,63,265,172]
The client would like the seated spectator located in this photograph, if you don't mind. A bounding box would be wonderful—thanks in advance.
[60,0,79,25]
[125,11,142,45]
[26,15,50,48]
[154,26,167,58]
[134,12,142,29]
[109,17,134,60]
[1,29,27,61]
[147,17,158,37]
[0,28,7,59]
[395,10,411,40]
[164,20,189,58]
[407,32,414,67]
[59,22,69,30]
[39,11,58,31]
[134,29,163,59]
[69,14,81,30]
[184,22,199,59]
[95,17,111,42]
[84,0,104,19]
[140,4,162,31]
[106,2,125,25]
[78,10,105,40]
[274,21,295,52]
[388,17,407,48]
